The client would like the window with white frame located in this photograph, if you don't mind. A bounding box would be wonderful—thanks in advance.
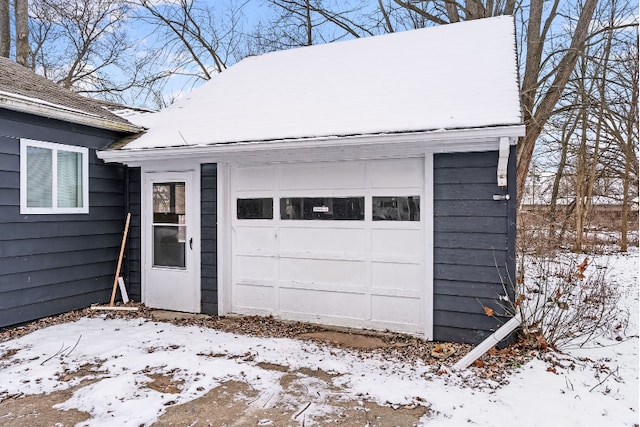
[20,139,89,214]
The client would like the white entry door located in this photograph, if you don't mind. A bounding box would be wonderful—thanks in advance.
[144,171,199,312]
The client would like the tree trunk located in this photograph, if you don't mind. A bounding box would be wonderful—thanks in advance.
[621,62,637,251]
[305,0,312,45]
[621,153,630,252]
[582,9,614,251]
[378,0,394,33]
[0,0,9,57]
[15,0,29,67]
[574,107,588,253]
[549,115,577,241]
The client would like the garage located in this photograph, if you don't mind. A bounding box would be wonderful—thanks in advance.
[98,17,524,343]
[230,158,427,334]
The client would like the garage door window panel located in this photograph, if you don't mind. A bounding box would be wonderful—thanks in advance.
[237,198,273,219]
[280,197,364,220]
[372,196,420,221]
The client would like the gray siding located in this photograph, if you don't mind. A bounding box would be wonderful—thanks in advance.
[201,163,217,314]
[433,148,516,344]
[0,109,130,328]
[125,168,142,301]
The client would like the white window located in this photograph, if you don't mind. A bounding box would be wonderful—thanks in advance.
[20,139,89,214]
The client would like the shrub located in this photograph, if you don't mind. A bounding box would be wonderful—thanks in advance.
[512,254,628,350]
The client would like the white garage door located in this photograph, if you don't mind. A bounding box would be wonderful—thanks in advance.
[230,158,426,334]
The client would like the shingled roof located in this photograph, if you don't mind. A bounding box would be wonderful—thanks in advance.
[0,57,141,133]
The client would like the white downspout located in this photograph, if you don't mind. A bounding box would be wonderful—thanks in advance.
[497,136,510,187]
[452,313,521,370]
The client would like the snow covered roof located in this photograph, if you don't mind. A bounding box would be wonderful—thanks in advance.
[0,57,141,133]
[122,16,522,150]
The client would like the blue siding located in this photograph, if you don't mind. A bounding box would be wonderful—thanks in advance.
[124,168,142,302]
[201,163,217,314]
[0,109,132,328]
[433,148,516,344]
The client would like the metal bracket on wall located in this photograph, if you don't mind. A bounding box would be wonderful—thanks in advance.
[497,136,509,187]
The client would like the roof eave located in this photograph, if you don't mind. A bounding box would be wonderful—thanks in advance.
[0,92,143,134]
[97,124,525,165]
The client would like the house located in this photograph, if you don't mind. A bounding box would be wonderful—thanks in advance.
[0,57,143,328]
[98,16,524,344]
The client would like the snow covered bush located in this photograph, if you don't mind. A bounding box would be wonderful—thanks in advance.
[513,255,629,350]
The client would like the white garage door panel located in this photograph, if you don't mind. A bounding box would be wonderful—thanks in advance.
[230,158,426,334]
[372,229,424,257]
[371,295,422,327]
[236,255,277,281]
[371,295,422,326]
[233,165,275,191]
[280,288,366,319]
[371,262,423,291]
[279,257,366,286]
[235,227,276,252]
[235,283,274,311]
[279,162,366,190]
[279,227,367,254]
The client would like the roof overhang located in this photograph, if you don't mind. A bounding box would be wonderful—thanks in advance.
[0,91,143,134]
[97,124,525,166]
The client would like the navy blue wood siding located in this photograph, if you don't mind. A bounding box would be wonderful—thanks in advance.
[201,163,217,314]
[0,109,131,328]
[124,168,142,302]
[433,148,516,344]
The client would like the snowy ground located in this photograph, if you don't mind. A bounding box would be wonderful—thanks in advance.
[0,249,637,426]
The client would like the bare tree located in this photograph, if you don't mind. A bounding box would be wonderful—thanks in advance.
[599,21,639,251]
[133,0,248,85]
[517,0,599,208]
[29,0,145,101]
[392,0,516,23]
[0,0,9,57]
[0,0,29,62]
[14,0,27,66]
[252,0,373,52]
[534,0,639,252]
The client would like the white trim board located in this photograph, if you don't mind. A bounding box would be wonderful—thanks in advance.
[98,125,525,166]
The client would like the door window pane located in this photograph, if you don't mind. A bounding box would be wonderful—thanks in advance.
[280,197,364,220]
[153,182,186,268]
[153,225,186,268]
[237,198,273,219]
[372,196,420,221]
[153,183,185,224]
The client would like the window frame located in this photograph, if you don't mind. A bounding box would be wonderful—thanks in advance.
[20,138,89,214]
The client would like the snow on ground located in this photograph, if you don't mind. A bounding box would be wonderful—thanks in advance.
[0,249,637,426]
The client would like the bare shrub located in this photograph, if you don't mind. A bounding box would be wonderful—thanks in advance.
[513,254,628,350]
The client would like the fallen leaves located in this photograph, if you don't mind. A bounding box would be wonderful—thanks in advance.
[431,343,456,359]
